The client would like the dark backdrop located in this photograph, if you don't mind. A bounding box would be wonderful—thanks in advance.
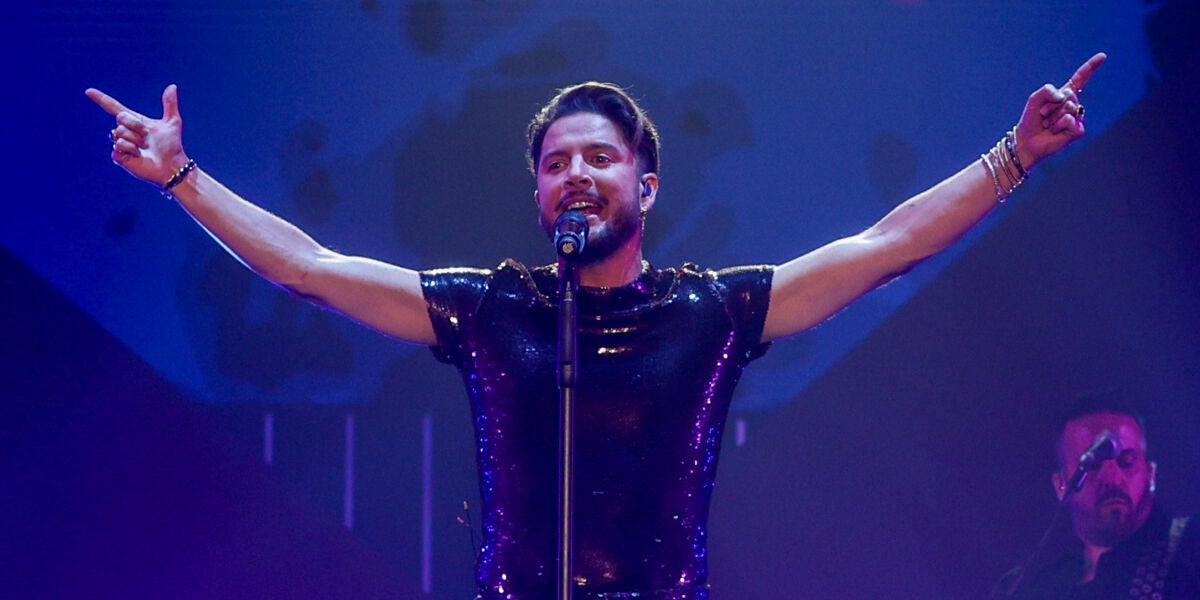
[2,2,1198,598]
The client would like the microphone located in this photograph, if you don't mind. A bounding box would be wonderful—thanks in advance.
[554,210,588,259]
[1068,430,1120,493]
[1078,430,1120,471]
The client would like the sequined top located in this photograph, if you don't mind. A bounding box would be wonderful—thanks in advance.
[421,259,773,600]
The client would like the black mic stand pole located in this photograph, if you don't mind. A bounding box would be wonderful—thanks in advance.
[990,464,1088,600]
[993,433,1117,599]
[556,257,579,600]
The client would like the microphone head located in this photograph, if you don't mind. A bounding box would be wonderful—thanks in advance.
[1079,430,1120,470]
[553,210,589,258]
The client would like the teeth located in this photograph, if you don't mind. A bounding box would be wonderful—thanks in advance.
[568,202,598,210]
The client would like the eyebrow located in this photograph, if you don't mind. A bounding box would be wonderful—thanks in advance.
[541,142,626,164]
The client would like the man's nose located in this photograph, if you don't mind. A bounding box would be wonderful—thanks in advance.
[565,157,592,188]
[1093,457,1125,481]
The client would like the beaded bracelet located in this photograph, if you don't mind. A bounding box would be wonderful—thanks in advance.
[161,159,197,198]
[981,128,1030,204]
[1005,129,1029,179]
[992,140,1012,188]
[981,151,1006,204]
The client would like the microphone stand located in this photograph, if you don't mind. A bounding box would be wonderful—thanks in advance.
[993,434,1115,598]
[556,258,579,600]
[990,465,1086,600]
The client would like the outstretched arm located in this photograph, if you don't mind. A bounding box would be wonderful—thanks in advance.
[761,53,1106,343]
[86,85,437,345]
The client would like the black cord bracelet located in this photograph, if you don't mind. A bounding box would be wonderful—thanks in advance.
[1005,130,1029,179]
[161,159,197,196]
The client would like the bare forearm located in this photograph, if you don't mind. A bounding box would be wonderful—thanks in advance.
[764,154,1012,342]
[168,167,327,294]
[166,168,437,344]
[87,85,437,344]
[866,157,998,269]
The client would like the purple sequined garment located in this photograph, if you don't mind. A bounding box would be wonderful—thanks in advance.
[421,259,773,600]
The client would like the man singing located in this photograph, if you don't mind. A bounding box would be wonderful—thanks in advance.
[89,53,1103,599]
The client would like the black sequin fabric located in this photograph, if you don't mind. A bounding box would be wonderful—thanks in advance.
[422,259,773,600]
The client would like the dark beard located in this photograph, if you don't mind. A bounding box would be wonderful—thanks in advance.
[541,196,641,267]
[574,200,640,267]
[1086,508,1135,547]
[1073,487,1153,547]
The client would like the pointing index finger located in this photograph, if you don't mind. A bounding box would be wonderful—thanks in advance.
[85,87,131,117]
[1066,52,1107,92]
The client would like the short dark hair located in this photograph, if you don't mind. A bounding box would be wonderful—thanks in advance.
[526,81,660,176]
[1053,389,1148,470]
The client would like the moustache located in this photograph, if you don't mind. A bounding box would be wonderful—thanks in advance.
[1095,487,1132,507]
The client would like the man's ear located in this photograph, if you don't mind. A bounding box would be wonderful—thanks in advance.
[639,173,658,213]
[533,189,539,207]
[1052,472,1067,502]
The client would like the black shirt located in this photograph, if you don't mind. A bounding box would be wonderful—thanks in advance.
[421,260,773,599]
[1013,509,1199,600]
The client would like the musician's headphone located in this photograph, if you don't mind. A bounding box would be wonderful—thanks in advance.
[641,180,652,198]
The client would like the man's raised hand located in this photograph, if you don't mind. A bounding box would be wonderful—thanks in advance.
[1014,52,1107,169]
[86,84,190,188]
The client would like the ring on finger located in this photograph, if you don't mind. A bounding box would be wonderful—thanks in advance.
[1076,104,1086,119]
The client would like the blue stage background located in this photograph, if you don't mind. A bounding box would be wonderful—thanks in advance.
[3,2,1198,598]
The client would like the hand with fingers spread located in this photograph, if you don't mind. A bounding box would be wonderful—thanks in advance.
[1012,52,1106,171]
[85,84,190,191]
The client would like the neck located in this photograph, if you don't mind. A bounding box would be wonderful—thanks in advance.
[577,234,645,288]
[1078,543,1111,584]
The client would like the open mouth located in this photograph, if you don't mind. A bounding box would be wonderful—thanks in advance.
[564,198,602,216]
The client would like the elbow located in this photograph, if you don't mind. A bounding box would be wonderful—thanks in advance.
[280,283,325,306]
[882,261,916,282]
[269,248,332,303]
[278,269,315,301]
[859,227,924,283]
